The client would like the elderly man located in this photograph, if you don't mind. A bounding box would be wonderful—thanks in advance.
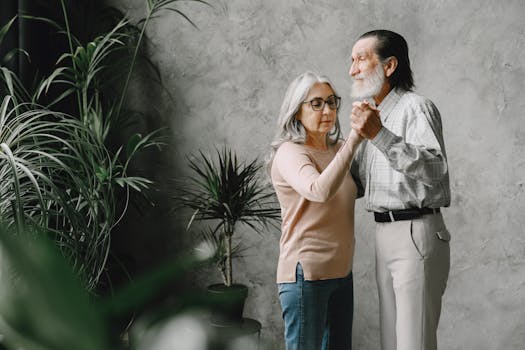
[349,29,451,350]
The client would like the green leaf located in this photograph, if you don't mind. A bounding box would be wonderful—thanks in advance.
[114,176,153,192]
[95,165,109,182]
[0,15,17,47]
[126,133,142,158]
[2,48,30,65]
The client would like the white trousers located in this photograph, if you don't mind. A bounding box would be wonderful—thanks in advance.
[375,212,450,350]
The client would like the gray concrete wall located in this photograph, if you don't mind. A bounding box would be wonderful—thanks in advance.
[114,0,525,348]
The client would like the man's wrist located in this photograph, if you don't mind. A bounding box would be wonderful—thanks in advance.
[371,126,396,152]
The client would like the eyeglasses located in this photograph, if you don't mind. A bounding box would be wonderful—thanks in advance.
[303,95,341,111]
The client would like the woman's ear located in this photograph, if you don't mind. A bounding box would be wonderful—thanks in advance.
[384,56,398,78]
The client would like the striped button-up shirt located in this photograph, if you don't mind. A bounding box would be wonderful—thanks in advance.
[350,88,450,212]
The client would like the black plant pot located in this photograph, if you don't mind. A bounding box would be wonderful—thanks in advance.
[207,283,248,326]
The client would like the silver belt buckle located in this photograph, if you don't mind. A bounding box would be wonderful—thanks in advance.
[388,211,395,222]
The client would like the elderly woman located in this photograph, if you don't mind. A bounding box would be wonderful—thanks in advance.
[268,71,363,350]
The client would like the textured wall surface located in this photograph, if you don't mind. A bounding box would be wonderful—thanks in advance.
[114,0,525,348]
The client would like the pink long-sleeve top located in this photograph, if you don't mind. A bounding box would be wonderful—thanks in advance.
[271,138,358,283]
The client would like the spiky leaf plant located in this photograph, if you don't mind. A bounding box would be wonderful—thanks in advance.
[175,148,280,286]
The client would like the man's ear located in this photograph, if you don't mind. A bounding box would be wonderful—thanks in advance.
[384,56,398,78]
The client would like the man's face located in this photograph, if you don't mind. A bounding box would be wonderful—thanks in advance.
[349,37,386,100]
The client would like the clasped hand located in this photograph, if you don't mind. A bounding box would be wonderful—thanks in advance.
[351,101,382,139]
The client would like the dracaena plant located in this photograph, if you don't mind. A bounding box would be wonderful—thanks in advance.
[0,0,210,291]
[175,147,281,287]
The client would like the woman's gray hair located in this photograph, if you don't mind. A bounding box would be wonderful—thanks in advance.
[266,71,343,174]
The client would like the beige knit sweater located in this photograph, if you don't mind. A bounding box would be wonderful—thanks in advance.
[271,137,359,283]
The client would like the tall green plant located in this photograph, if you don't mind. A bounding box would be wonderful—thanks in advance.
[175,148,280,287]
[0,0,210,291]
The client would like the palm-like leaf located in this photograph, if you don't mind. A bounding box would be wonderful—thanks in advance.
[0,98,112,289]
[0,99,164,291]
[178,148,280,231]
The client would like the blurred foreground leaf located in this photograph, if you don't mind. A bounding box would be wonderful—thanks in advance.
[100,248,212,319]
[0,224,218,350]
[0,226,109,350]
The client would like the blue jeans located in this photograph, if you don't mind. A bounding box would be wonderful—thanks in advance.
[278,263,354,350]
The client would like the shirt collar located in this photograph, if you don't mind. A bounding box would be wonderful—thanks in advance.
[377,88,403,122]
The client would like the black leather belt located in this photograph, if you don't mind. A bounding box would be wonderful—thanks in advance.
[374,207,440,223]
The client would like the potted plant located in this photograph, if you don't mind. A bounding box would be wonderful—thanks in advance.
[0,0,208,292]
[175,147,280,324]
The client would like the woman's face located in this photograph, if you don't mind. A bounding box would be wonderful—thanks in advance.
[296,82,338,140]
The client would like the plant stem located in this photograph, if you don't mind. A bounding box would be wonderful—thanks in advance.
[59,0,82,116]
[115,7,151,122]
[219,265,227,285]
[226,233,232,287]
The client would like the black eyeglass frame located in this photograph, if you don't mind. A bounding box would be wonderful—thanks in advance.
[302,95,341,111]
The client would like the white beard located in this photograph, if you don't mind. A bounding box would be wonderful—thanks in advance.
[351,63,385,100]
